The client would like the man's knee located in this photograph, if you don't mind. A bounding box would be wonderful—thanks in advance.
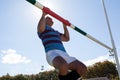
[77,64,87,75]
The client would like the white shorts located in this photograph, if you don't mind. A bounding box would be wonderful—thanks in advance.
[46,49,76,66]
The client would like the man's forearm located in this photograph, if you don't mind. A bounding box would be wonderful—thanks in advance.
[37,12,46,32]
[63,24,70,41]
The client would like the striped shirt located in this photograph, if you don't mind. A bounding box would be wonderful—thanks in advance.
[37,25,66,53]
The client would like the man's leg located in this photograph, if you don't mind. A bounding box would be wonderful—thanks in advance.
[58,75,69,80]
[53,58,86,80]
[51,51,87,80]
[58,70,80,80]
[68,60,87,80]
[52,56,70,80]
[66,70,80,80]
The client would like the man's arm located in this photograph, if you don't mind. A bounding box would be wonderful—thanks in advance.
[60,23,70,41]
[37,11,47,33]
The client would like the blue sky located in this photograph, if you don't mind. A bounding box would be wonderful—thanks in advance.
[0,0,120,76]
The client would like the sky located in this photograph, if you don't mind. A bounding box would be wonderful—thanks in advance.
[0,0,120,76]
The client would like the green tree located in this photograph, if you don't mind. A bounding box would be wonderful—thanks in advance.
[13,74,27,80]
[0,73,13,80]
[84,60,118,79]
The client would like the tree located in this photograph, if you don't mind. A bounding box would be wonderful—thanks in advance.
[0,73,13,80]
[84,60,118,79]
[13,74,27,80]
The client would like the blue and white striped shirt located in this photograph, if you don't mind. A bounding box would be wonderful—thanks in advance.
[38,25,66,53]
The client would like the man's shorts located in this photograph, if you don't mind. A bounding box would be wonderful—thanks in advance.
[46,49,77,66]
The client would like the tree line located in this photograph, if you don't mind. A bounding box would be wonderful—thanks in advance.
[0,60,119,80]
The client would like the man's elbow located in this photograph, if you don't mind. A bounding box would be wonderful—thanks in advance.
[65,37,70,41]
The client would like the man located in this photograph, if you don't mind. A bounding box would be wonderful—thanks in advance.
[37,11,87,80]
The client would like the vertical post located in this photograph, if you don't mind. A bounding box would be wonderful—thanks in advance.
[101,0,120,78]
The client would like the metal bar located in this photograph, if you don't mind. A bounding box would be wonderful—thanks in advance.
[70,24,112,50]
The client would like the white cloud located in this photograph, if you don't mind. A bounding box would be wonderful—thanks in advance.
[84,55,120,66]
[1,49,31,64]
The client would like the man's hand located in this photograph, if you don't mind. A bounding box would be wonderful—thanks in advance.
[60,23,70,41]
[42,11,48,17]
[63,23,67,27]
[37,11,47,33]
